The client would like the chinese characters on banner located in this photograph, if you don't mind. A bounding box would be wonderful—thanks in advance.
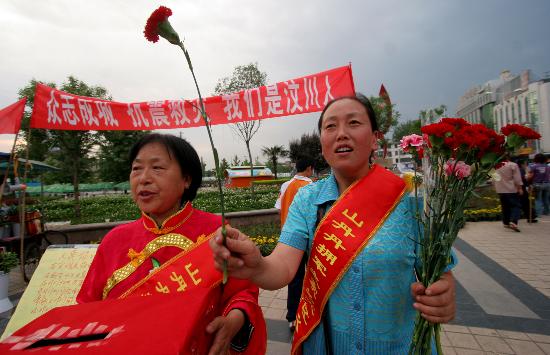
[30,65,355,131]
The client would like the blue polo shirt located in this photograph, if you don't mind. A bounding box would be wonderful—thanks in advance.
[280,174,455,354]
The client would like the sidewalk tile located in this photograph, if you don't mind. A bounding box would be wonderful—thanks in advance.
[440,331,451,346]
[264,308,285,320]
[446,332,481,350]
[497,330,530,340]
[441,346,457,355]
[528,334,550,344]
[269,299,287,310]
[505,339,545,355]
[453,348,486,355]
[537,342,550,355]
[259,296,272,307]
[444,325,471,334]
[468,327,498,336]
[475,335,514,354]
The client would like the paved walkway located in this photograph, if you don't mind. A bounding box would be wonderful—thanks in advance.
[2,216,549,354]
[262,215,550,354]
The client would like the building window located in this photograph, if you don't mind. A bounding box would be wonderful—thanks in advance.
[523,96,530,123]
[517,100,522,122]
[504,106,508,124]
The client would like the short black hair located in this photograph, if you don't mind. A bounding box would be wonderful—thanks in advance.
[317,93,379,133]
[129,133,202,203]
[534,153,547,164]
[295,156,314,173]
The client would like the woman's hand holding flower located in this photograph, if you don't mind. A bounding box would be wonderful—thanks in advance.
[210,225,263,280]
[410,271,456,323]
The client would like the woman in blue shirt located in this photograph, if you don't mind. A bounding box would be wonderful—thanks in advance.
[211,94,456,354]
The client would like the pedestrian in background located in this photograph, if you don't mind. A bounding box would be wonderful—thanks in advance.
[517,159,537,223]
[274,156,314,331]
[528,153,550,216]
[494,155,523,232]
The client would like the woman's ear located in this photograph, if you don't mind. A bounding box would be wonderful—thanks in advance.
[372,131,382,150]
[184,175,191,190]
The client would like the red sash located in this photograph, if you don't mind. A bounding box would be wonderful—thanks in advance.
[291,165,407,354]
[119,234,222,298]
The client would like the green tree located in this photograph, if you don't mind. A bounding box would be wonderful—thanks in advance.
[200,156,207,175]
[18,76,110,217]
[97,131,147,183]
[392,119,421,142]
[220,158,230,175]
[369,95,401,151]
[231,155,241,167]
[214,62,267,193]
[17,79,57,161]
[419,105,447,125]
[261,145,288,179]
[289,131,328,173]
[369,96,400,134]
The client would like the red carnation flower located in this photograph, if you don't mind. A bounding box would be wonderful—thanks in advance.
[421,122,455,138]
[144,6,172,43]
[440,117,470,129]
[501,124,541,139]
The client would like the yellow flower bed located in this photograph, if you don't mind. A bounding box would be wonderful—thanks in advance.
[250,235,279,256]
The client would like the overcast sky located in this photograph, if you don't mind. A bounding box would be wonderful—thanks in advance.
[1,0,549,169]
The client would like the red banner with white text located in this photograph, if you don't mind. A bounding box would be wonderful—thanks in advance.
[30,65,355,131]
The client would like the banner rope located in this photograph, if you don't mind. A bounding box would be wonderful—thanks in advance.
[18,125,32,281]
[0,131,20,207]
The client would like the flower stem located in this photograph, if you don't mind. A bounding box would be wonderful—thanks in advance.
[178,42,228,284]
[435,323,443,355]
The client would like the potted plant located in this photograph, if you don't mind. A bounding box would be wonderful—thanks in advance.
[0,249,18,313]
[0,209,8,239]
[6,205,19,222]
[0,249,19,274]
[6,205,20,237]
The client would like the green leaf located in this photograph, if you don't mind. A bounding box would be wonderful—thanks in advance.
[481,152,499,167]
[506,133,525,149]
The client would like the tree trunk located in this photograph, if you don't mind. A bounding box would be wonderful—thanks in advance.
[272,157,278,179]
[246,141,255,195]
[73,155,81,218]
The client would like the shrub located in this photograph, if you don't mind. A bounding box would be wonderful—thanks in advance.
[0,250,19,274]
[28,185,280,224]
[251,178,290,186]
[239,222,280,256]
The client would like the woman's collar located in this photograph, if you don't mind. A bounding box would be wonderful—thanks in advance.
[142,202,194,235]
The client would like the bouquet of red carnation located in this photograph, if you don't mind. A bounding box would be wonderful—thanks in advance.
[400,118,541,354]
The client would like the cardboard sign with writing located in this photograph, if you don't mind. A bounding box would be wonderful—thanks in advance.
[1,245,98,340]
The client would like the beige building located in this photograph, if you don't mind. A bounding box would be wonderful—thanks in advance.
[375,143,413,171]
[457,70,550,155]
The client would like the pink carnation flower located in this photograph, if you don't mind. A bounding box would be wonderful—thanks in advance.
[400,134,424,152]
[444,160,471,179]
